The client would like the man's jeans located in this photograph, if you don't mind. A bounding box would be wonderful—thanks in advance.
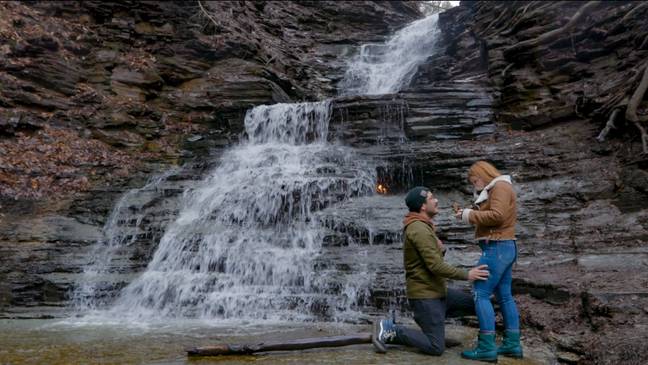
[474,239,520,333]
[393,288,474,355]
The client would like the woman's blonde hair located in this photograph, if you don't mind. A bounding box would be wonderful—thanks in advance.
[468,161,501,184]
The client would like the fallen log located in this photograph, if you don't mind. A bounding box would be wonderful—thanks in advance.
[186,332,372,356]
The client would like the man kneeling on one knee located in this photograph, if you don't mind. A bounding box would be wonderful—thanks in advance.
[372,186,489,355]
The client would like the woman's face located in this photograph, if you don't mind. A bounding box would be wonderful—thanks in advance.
[469,175,487,191]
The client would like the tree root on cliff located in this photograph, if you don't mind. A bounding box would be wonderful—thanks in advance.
[640,34,648,50]
[500,1,552,37]
[504,1,601,58]
[481,4,510,36]
[197,0,221,32]
[501,63,514,79]
[620,1,648,23]
[505,2,533,31]
[605,2,648,39]
[624,63,648,154]
[596,108,620,142]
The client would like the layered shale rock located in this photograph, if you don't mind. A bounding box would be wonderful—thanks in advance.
[0,0,420,200]
[431,4,648,363]
[0,0,420,315]
[1,2,647,364]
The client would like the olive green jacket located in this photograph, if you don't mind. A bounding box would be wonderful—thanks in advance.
[403,214,469,299]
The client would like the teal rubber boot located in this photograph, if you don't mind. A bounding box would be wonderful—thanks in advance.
[497,330,523,358]
[461,333,498,363]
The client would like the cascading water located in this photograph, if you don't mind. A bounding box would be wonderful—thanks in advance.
[338,14,440,96]
[75,13,442,322]
[102,101,376,320]
[74,169,178,310]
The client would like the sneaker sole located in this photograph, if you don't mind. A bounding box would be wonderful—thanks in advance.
[371,321,387,353]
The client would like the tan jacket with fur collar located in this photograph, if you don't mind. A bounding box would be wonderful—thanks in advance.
[461,176,517,240]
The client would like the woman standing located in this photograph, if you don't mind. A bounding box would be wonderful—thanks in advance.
[456,161,523,362]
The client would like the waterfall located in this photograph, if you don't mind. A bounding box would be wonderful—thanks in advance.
[73,169,178,310]
[339,14,440,96]
[75,12,442,322]
[102,101,375,320]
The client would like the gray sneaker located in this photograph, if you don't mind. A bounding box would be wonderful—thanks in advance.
[372,318,396,353]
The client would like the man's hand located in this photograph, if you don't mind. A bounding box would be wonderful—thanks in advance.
[454,209,463,220]
[468,264,489,281]
[436,238,445,253]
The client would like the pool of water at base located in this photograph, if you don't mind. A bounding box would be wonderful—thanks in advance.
[0,318,553,365]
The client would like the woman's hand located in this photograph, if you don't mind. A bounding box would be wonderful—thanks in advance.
[452,202,462,220]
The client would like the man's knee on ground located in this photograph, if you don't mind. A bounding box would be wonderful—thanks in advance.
[421,343,445,356]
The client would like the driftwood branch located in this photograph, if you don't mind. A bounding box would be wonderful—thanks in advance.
[505,1,600,57]
[187,333,372,356]
[625,63,648,153]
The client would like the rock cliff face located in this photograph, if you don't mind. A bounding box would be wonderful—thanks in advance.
[430,4,648,363]
[0,0,419,311]
[340,2,648,363]
[1,1,647,364]
[0,0,419,200]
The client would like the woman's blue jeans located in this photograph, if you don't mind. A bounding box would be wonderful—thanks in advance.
[474,239,520,333]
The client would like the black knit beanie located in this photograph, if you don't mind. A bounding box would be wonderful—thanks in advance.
[405,186,430,212]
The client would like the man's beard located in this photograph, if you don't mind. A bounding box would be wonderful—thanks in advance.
[425,207,437,219]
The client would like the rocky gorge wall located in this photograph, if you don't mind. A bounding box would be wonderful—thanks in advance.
[0,0,420,315]
[430,3,648,364]
[1,1,648,364]
[0,0,419,200]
